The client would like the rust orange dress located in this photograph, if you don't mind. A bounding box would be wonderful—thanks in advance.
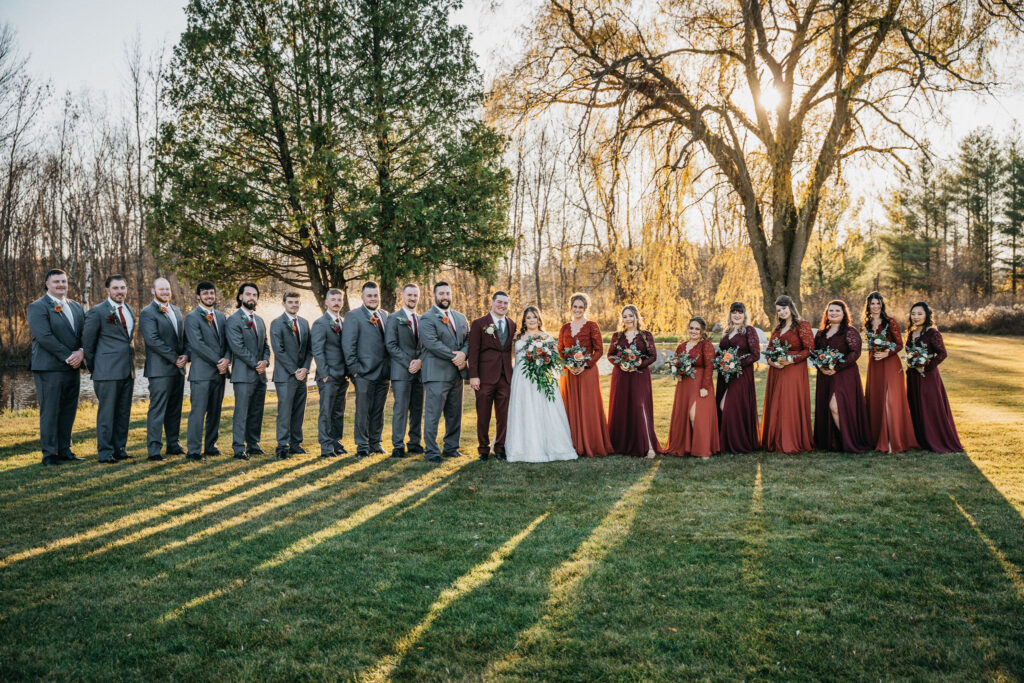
[864,318,919,453]
[664,338,720,458]
[760,320,814,454]
[558,320,612,457]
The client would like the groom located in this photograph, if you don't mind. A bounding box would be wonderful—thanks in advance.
[468,292,515,461]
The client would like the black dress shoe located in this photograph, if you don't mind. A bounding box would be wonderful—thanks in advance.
[320,451,336,458]
[496,453,507,461]
[355,451,370,459]
[247,446,265,456]
[275,450,291,460]
[406,444,425,454]
[42,457,61,466]
[233,453,250,461]
[333,444,348,455]
[204,447,223,456]
[60,453,85,462]
[114,452,132,461]
[99,458,118,464]
[478,453,489,461]
[147,454,166,462]
[186,453,205,462]
[426,455,442,463]
[289,445,307,455]
[442,451,464,458]
[165,444,186,456]
[391,447,407,458]
[371,444,386,454]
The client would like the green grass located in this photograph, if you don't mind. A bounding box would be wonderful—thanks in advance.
[1,333,1023,680]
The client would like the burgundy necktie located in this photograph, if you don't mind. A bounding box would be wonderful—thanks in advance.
[292,317,299,340]
[412,313,418,338]
[117,306,128,336]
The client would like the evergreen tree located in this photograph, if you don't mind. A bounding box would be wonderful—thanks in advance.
[954,128,1004,296]
[1004,136,1024,299]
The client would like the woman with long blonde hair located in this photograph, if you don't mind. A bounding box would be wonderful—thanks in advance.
[557,293,612,457]
[607,304,660,457]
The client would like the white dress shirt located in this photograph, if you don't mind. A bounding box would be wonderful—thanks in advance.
[155,300,179,337]
[108,297,133,336]
[48,294,75,331]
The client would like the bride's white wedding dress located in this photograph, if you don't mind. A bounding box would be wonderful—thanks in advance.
[505,335,579,463]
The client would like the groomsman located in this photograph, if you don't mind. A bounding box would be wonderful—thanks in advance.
[341,281,390,458]
[226,283,270,459]
[82,274,137,463]
[27,268,85,466]
[270,292,312,459]
[419,282,469,463]
[385,283,424,458]
[139,277,188,461]
[468,291,515,461]
[311,288,349,457]
[183,281,230,461]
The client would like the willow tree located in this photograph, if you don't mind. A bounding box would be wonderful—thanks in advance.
[150,0,511,309]
[492,0,1000,318]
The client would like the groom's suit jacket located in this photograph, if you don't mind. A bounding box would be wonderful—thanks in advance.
[468,315,516,385]
[419,307,469,383]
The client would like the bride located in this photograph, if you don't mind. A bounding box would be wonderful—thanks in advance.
[505,306,579,463]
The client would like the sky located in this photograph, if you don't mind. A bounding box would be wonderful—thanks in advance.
[3,0,1023,229]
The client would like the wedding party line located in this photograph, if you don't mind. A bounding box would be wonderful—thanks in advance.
[27,268,963,467]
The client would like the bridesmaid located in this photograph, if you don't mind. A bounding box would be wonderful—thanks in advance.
[607,305,660,458]
[863,292,919,453]
[664,317,720,458]
[905,302,964,452]
[558,293,612,457]
[760,295,814,454]
[716,302,761,454]
[812,300,872,453]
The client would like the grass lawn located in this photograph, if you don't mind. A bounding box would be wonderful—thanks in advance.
[1,332,1023,680]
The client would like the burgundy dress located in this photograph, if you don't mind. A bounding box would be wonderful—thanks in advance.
[607,330,661,456]
[715,326,761,454]
[905,328,964,453]
[812,325,872,453]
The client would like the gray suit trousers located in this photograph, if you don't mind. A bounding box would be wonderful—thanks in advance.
[146,374,184,456]
[274,378,307,449]
[33,370,80,461]
[390,378,423,449]
[187,376,225,455]
[94,378,133,461]
[352,376,389,454]
[316,376,349,453]
[423,379,462,458]
[232,381,266,454]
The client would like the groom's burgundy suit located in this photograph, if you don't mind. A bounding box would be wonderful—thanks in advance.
[468,314,516,457]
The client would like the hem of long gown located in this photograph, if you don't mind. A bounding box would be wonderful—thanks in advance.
[506,450,579,463]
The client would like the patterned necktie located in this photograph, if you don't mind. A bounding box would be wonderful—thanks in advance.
[291,317,299,341]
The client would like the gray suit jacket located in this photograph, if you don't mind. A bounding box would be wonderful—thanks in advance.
[419,307,469,383]
[27,295,84,372]
[184,307,230,381]
[225,309,270,383]
[270,313,312,382]
[385,309,422,381]
[341,306,390,381]
[140,301,187,377]
[82,301,136,381]
[310,312,347,381]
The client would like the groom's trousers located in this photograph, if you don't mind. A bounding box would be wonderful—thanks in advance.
[475,373,510,456]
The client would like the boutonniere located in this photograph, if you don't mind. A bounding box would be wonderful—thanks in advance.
[331,322,341,334]
[160,305,168,314]
[53,303,63,314]
[484,323,496,337]
[205,313,214,324]
[399,317,413,328]
[441,313,451,327]
[106,313,118,324]
[368,316,381,328]
[245,317,255,330]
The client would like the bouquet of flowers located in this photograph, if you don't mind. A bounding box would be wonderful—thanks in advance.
[714,349,748,384]
[561,343,592,371]
[762,338,792,365]
[611,344,645,372]
[666,352,696,381]
[521,336,564,401]
[809,347,845,371]
[866,329,897,354]
[905,343,934,376]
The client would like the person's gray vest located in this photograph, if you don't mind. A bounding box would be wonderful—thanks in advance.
[184,307,230,381]
[225,309,270,383]
[271,313,312,382]
[311,312,347,381]
[82,301,136,381]
[140,301,187,377]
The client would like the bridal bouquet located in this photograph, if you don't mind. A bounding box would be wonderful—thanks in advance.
[666,353,696,381]
[762,339,792,365]
[522,336,564,401]
[611,344,645,372]
[809,347,845,371]
[561,343,592,370]
[714,349,748,384]
[905,343,934,376]
[866,329,897,354]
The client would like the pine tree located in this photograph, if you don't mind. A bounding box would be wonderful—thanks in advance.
[1004,136,1024,300]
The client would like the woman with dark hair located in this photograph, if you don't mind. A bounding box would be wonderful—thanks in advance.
[863,292,918,453]
[607,305,660,457]
[716,302,761,454]
[665,317,720,458]
[812,300,872,453]
[905,302,964,452]
[760,295,814,453]
[557,293,612,457]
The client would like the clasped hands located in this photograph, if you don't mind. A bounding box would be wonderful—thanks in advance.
[65,349,85,369]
